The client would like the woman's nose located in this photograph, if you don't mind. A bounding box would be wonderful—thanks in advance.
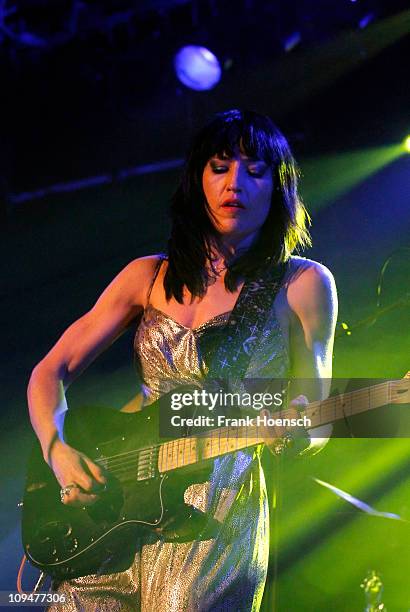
[227,163,242,191]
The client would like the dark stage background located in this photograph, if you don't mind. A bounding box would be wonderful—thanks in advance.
[1,1,410,610]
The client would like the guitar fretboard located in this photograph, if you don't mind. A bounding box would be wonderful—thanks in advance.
[157,379,408,472]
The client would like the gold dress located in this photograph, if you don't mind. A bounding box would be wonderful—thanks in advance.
[50,300,289,612]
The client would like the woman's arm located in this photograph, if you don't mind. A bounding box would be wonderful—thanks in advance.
[27,256,160,505]
[286,259,338,450]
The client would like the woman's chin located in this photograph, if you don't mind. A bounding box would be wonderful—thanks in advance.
[216,225,259,248]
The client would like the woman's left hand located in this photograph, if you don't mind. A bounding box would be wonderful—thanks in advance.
[259,394,311,455]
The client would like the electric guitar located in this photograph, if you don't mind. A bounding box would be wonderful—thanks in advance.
[22,376,410,579]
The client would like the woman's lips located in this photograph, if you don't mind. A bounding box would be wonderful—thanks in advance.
[221,199,245,209]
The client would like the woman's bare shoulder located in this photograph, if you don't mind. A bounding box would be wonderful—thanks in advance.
[285,255,337,322]
[286,255,335,289]
[122,254,165,275]
[108,254,166,307]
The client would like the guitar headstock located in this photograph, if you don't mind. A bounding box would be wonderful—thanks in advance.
[390,374,410,404]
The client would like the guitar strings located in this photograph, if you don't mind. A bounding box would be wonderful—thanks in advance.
[101,382,400,475]
[94,381,404,477]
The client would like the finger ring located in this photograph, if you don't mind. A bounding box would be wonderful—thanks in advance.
[60,483,79,503]
[273,432,294,455]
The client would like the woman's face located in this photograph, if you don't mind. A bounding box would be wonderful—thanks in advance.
[202,149,273,247]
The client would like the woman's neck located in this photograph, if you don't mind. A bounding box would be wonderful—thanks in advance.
[208,231,257,270]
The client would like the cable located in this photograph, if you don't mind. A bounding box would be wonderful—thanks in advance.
[376,246,410,310]
[17,554,48,595]
[16,554,27,594]
[338,246,410,337]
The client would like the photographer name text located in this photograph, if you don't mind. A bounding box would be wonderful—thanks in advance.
[170,413,312,428]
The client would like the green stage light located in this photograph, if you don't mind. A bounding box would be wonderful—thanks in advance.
[404,136,410,152]
[300,144,403,211]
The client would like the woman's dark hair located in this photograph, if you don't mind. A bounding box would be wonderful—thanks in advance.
[164,108,311,302]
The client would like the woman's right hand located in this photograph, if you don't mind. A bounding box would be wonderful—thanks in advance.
[48,439,107,507]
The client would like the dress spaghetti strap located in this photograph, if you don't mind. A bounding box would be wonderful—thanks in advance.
[145,254,166,307]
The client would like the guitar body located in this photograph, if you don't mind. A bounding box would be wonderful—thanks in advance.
[22,404,213,579]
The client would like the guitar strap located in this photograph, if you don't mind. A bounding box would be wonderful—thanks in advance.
[207,257,288,382]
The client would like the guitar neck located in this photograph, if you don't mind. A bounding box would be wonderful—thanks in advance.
[158,379,401,473]
[304,379,394,429]
[158,422,263,473]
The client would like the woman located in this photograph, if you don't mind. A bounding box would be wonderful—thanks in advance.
[28,109,337,611]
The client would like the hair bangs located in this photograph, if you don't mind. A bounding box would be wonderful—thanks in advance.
[198,110,278,167]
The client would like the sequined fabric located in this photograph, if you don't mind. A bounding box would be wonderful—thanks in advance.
[50,301,289,612]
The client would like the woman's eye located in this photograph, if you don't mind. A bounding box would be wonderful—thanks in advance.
[211,165,228,173]
[209,161,267,176]
[247,167,265,177]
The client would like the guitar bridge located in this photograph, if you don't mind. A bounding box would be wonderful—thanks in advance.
[137,446,157,481]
